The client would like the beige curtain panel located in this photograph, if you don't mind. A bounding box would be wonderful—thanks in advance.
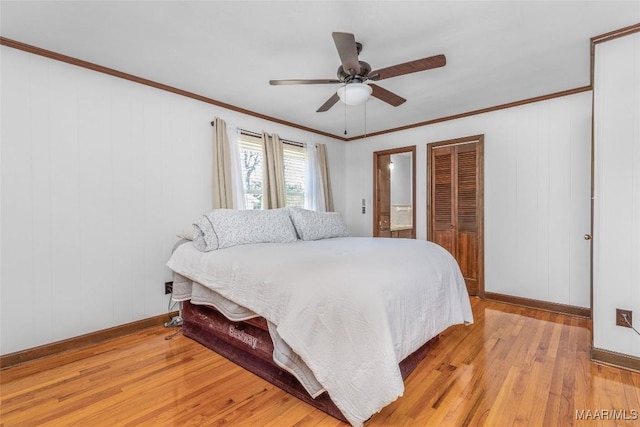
[212,117,234,209]
[262,132,286,209]
[316,143,334,212]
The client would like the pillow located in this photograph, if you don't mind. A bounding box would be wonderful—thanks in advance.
[212,208,298,249]
[191,208,298,252]
[176,226,194,241]
[288,207,350,241]
[192,213,218,252]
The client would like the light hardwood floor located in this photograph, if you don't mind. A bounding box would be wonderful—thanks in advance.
[2,298,639,426]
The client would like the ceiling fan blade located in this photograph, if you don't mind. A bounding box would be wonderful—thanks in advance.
[369,84,406,107]
[332,32,361,75]
[316,92,340,112]
[370,54,446,81]
[270,79,341,85]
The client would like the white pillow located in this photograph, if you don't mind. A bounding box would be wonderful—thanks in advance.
[288,207,350,241]
[177,227,194,241]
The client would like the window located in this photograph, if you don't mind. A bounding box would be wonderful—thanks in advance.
[237,134,306,210]
[283,143,306,208]
[238,135,264,209]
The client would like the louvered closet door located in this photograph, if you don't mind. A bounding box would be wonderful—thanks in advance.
[429,139,483,296]
[432,147,456,254]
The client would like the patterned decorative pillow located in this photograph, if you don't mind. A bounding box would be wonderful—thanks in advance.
[288,207,351,241]
[212,208,298,249]
[192,213,219,252]
[191,209,298,252]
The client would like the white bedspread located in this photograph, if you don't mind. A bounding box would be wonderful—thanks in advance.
[167,237,473,426]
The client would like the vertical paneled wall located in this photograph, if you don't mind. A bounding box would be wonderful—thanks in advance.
[1,48,212,354]
[0,47,345,355]
[593,31,640,358]
[344,92,592,308]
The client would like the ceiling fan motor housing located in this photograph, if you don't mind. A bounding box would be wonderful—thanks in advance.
[337,61,371,83]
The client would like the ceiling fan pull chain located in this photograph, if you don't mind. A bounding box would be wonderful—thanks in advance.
[344,85,348,135]
[344,92,348,135]
[364,100,367,136]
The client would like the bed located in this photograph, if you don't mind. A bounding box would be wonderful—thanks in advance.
[166,208,473,426]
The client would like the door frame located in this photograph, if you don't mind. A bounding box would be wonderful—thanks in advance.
[426,135,485,297]
[372,145,416,237]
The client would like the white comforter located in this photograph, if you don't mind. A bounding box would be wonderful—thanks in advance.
[167,237,473,426]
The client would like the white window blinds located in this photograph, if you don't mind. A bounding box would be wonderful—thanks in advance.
[237,135,306,210]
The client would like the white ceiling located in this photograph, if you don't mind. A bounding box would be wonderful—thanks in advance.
[2,1,639,139]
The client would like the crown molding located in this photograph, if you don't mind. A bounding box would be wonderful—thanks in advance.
[344,86,592,141]
[5,25,638,142]
[0,37,342,141]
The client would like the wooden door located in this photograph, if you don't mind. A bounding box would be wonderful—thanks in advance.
[373,146,416,238]
[428,136,484,296]
[376,154,391,237]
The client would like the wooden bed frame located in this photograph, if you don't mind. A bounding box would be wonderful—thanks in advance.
[182,299,439,422]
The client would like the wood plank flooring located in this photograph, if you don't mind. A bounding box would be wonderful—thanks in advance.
[2,298,640,426]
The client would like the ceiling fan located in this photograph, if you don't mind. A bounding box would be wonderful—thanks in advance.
[269,32,446,112]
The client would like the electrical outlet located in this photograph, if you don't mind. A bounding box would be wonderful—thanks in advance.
[164,281,173,295]
[616,309,632,328]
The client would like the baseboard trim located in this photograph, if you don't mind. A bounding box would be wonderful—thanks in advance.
[592,347,640,373]
[484,292,591,318]
[0,311,179,369]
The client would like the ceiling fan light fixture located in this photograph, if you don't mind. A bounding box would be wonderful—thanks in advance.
[337,83,372,106]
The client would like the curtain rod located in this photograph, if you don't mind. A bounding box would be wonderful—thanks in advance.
[210,121,304,147]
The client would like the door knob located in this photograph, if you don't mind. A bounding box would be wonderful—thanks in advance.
[584,234,592,240]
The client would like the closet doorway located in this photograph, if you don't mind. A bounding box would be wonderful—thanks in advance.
[427,135,484,297]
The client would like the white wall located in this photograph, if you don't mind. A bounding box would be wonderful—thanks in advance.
[344,92,592,308]
[0,47,345,355]
[593,32,640,358]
